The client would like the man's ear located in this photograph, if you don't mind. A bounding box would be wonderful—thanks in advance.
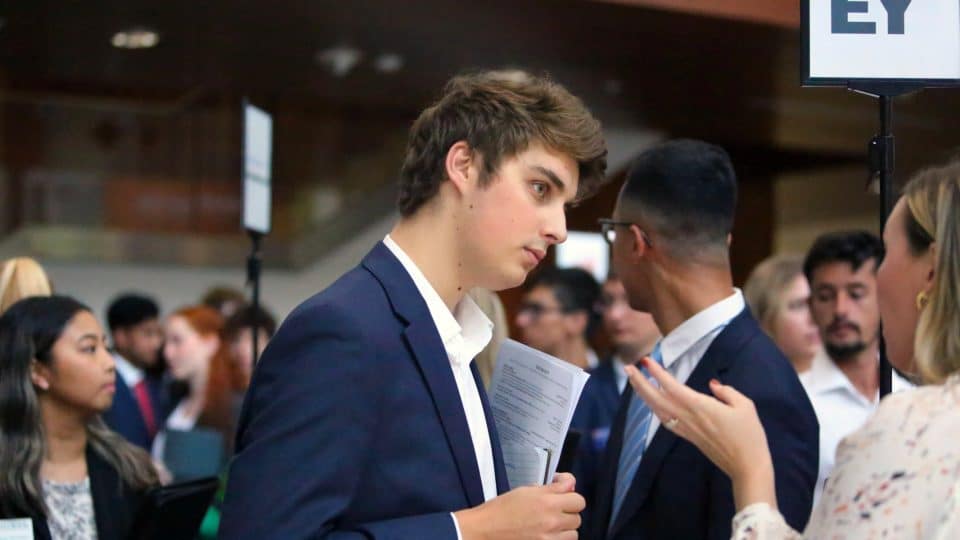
[444,141,478,196]
[628,224,648,261]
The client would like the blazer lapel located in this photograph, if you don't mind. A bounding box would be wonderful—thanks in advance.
[87,447,126,540]
[472,362,510,494]
[363,242,486,507]
[607,309,751,537]
[589,382,633,539]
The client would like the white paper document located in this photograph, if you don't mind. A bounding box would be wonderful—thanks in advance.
[488,339,590,487]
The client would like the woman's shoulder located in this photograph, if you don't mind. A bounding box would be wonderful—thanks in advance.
[869,373,960,427]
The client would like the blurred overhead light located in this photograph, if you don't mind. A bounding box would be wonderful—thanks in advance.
[111,28,159,49]
[373,53,404,74]
[315,45,363,77]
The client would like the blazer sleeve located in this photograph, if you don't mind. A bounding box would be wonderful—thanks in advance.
[705,371,818,539]
[218,303,458,540]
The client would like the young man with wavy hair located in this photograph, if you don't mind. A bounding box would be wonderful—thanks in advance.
[221,70,608,539]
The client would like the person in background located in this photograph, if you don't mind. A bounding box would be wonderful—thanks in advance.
[624,158,960,538]
[0,256,53,314]
[468,288,509,388]
[102,293,170,451]
[743,255,821,374]
[800,231,912,503]
[515,267,601,369]
[570,273,660,523]
[0,296,159,540]
[200,286,247,320]
[153,305,237,475]
[224,304,277,393]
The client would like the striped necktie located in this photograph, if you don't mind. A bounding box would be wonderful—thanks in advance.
[609,341,663,530]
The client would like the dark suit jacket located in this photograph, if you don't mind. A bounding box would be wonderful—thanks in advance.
[103,368,171,451]
[219,242,510,539]
[585,308,818,540]
[570,358,623,520]
[6,447,151,540]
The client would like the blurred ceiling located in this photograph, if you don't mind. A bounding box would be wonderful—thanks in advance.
[2,0,959,268]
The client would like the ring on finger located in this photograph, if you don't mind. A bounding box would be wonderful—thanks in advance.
[664,417,680,430]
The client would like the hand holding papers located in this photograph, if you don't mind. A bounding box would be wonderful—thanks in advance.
[488,339,590,487]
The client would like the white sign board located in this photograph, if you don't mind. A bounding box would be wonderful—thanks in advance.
[243,102,273,233]
[555,231,609,283]
[804,0,960,84]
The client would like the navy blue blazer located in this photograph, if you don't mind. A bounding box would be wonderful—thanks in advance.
[570,358,622,518]
[585,308,818,540]
[102,370,170,451]
[219,242,510,539]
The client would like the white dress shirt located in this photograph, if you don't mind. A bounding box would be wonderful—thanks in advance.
[644,289,745,449]
[800,348,914,504]
[384,236,497,538]
[113,353,144,389]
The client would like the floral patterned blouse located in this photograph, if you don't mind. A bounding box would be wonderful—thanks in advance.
[733,372,960,540]
[42,476,97,540]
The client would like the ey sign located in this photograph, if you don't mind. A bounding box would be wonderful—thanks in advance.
[806,0,960,82]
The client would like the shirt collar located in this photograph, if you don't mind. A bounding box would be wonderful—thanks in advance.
[113,353,144,388]
[384,235,493,366]
[659,289,744,369]
[802,348,914,404]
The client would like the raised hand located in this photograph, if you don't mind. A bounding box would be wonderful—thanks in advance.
[624,358,777,511]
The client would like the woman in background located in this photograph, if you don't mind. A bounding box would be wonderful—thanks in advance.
[153,305,237,476]
[0,296,159,540]
[0,256,53,314]
[744,255,821,373]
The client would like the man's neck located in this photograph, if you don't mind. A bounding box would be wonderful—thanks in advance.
[390,211,470,312]
[553,338,590,370]
[647,262,733,336]
[617,338,658,364]
[834,342,881,401]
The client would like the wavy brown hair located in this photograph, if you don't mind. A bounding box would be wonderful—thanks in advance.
[398,69,608,216]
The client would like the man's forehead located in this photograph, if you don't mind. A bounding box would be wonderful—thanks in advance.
[812,259,878,285]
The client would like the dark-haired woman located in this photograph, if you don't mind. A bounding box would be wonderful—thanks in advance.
[0,295,159,540]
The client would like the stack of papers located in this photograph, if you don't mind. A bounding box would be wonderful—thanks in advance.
[488,339,590,487]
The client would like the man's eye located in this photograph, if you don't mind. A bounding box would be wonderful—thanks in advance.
[531,182,548,198]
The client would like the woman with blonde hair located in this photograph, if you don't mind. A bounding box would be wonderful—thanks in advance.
[0,257,53,314]
[627,159,960,538]
[743,255,821,373]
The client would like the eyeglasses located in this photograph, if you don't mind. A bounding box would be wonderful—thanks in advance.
[517,302,567,320]
[598,218,653,248]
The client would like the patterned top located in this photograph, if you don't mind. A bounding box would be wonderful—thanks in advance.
[732,372,960,539]
[42,477,98,540]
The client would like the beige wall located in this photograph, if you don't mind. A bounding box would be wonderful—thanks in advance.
[773,165,881,256]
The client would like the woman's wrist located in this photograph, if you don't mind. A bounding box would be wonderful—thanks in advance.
[732,454,777,512]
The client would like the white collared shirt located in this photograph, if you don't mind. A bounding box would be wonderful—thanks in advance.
[800,348,914,504]
[383,235,497,504]
[644,289,745,449]
[113,353,144,389]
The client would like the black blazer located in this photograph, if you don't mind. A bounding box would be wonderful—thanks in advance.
[11,447,151,540]
[585,308,819,540]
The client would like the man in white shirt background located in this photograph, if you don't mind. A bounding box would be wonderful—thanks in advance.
[102,293,169,451]
[800,230,913,504]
